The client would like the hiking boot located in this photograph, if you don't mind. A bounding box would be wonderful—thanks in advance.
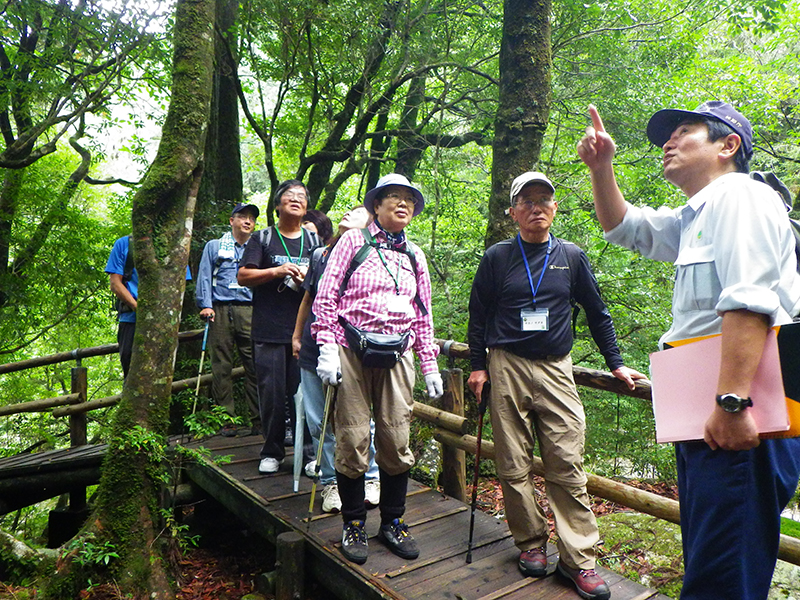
[378,518,419,560]
[557,561,611,600]
[518,546,548,577]
[364,479,380,507]
[341,520,368,564]
[220,423,237,437]
[258,457,280,474]
[321,484,342,513]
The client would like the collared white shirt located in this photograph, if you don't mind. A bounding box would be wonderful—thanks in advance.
[605,172,800,348]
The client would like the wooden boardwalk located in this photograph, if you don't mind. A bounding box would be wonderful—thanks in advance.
[185,434,672,600]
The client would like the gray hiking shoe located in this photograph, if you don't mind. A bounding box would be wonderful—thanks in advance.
[378,518,419,560]
[341,520,368,564]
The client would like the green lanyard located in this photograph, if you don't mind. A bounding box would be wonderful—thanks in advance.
[275,228,304,264]
[372,238,402,296]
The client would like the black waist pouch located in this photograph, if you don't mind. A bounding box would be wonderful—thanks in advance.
[339,316,409,369]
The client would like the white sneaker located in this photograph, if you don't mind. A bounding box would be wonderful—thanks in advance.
[258,457,280,474]
[364,479,380,507]
[304,460,317,478]
[321,484,342,513]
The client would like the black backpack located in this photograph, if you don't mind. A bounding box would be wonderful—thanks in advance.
[751,171,800,276]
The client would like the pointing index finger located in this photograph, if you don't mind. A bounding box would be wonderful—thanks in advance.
[588,104,606,133]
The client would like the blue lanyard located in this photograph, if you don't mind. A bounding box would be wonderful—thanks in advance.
[517,233,552,306]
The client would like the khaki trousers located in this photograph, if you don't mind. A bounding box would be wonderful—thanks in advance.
[488,347,599,570]
[334,346,416,478]
[208,302,259,420]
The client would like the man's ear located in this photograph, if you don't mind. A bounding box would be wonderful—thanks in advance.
[719,133,742,160]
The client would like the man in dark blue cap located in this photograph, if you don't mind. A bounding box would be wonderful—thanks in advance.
[578,102,800,600]
[196,202,261,436]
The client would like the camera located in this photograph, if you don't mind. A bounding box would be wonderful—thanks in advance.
[283,275,300,292]
[281,265,308,292]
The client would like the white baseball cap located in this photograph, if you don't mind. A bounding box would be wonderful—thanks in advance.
[509,172,555,205]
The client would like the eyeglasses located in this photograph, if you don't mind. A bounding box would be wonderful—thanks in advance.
[382,192,418,206]
[281,192,307,201]
[514,198,554,210]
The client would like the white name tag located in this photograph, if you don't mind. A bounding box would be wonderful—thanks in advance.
[521,308,549,331]
[228,281,244,290]
[387,294,413,315]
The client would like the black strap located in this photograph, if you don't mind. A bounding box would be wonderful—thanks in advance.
[258,225,320,262]
[558,239,582,335]
[122,235,134,283]
[338,228,427,316]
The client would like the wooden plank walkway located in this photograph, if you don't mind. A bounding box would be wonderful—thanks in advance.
[185,434,672,600]
[0,444,106,514]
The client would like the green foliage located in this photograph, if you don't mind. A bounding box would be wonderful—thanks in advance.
[781,516,800,539]
[183,405,242,440]
[157,508,200,552]
[598,513,684,598]
[64,535,120,567]
[0,541,40,586]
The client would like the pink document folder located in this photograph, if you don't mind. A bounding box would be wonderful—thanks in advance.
[649,328,789,443]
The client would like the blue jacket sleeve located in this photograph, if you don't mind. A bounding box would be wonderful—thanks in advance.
[195,240,218,309]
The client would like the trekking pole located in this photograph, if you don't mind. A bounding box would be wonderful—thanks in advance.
[191,319,210,416]
[307,383,335,532]
[466,380,490,564]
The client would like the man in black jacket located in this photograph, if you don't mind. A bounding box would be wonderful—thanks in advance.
[467,171,646,600]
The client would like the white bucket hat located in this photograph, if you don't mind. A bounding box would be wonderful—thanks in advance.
[364,173,425,217]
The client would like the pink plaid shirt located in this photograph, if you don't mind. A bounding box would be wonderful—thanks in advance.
[311,221,439,375]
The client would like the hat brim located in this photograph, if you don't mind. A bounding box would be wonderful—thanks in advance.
[365,184,425,217]
[646,109,700,148]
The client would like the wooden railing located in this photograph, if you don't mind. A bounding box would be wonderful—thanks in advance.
[2,332,799,566]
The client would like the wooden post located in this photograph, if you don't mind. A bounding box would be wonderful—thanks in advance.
[440,368,467,502]
[69,366,88,512]
[276,531,304,600]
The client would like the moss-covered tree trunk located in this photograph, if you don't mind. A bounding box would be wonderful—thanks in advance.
[43,0,215,598]
[486,0,552,248]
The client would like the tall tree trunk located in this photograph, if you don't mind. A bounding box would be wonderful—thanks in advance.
[486,0,552,248]
[0,168,24,307]
[395,76,426,180]
[178,0,242,388]
[42,0,216,598]
[195,0,242,247]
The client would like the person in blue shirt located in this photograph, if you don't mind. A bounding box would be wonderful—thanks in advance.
[195,203,261,436]
[105,235,192,378]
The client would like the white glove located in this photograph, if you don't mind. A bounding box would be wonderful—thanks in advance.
[424,372,444,399]
[316,343,341,386]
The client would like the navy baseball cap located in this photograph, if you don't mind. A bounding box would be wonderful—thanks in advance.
[647,101,753,158]
[231,203,260,218]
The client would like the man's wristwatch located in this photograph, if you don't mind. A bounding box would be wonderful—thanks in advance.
[715,393,753,413]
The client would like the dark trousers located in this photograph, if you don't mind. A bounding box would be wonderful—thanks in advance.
[208,302,259,420]
[253,341,306,461]
[338,467,408,525]
[117,321,135,379]
[676,438,800,600]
